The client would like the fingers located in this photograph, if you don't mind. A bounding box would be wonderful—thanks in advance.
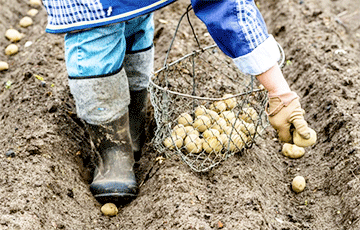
[277,123,292,143]
[291,112,310,139]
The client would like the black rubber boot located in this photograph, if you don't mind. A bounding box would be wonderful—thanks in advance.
[88,112,137,204]
[129,89,147,160]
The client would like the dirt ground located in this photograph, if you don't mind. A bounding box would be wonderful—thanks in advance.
[1,0,360,229]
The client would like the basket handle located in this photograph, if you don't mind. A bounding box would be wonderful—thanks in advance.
[163,4,201,68]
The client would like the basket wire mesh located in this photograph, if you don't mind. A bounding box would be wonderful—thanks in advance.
[149,5,284,172]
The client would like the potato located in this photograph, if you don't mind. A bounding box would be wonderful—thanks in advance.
[101,203,118,216]
[211,118,227,133]
[29,0,42,7]
[19,16,33,28]
[228,134,245,152]
[203,129,220,139]
[163,135,183,150]
[211,101,227,113]
[184,134,203,154]
[5,29,22,42]
[203,137,223,153]
[184,126,199,136]
[195,105,207,117]
[236,122,255,136]
[292,176,306,193]
[240,107,258,123]
[293,128,317,147]
[205,109,220,122]
[218,133,229,146]
[178,112,193,126]
[220,111,236,123]
[5,44,19,56]
[27,9,39,17]
[193,115,211,132]
[0,61,9,71]
[282,143,305,159]
[222,126,235,135]
[222,94,237,110]
[171,126,186,139]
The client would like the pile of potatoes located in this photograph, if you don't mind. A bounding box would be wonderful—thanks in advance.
[163,94,260,154]
[1,0,41,72]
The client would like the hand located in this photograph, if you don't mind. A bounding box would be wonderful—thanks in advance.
[266,92,310,143]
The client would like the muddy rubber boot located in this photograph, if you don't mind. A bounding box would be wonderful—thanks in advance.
[124,46,154,160]
[88,112,137,203]
[129,89,147,160]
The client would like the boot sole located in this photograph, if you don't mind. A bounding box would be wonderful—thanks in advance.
[94,192,137,204]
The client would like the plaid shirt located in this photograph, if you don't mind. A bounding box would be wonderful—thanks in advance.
[42,0,176,33]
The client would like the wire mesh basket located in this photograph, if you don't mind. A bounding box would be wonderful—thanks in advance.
[149,6,284,172]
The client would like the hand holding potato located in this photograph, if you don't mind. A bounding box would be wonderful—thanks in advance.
[266,92,315,146]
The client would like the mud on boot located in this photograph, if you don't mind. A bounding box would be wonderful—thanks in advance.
[88,112,138,204]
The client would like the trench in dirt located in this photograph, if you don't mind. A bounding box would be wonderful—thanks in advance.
[0,0,360,229]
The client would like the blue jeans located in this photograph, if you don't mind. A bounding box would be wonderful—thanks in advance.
[64,13,154,77]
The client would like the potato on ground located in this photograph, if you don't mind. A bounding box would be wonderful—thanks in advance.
[5,44,19,56]
[193,115,211,132]
[5,29,22,42]
[101,203,118,216]
[27,9,39,17]
[19,16,33,27]
[177,112,193,126]
[292,176,306,193]
[184,134,203,154]
[0,61,9,71]
[282,143,305,159]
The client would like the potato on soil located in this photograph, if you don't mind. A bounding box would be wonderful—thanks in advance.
[29,0,42,7]
[171,125,186,139]
[177,112,193,126]
[27,9,39,17]
[292,176,306,193]
[282,143,305,159]
[193,115,211,132]
[0,61,9,71]
[211,118,227,133]
[203,137,223,153]
[5,29,22,42]
[195,105,207,117]
[203,129,220,139]
[163,135,183,150]
[5,44,19,56]
[101,203,118,216]
[20,16,33,27]
[293,128,317,147]
[222,94,237,110]
[184,134,203,154]
[240,107,258,123]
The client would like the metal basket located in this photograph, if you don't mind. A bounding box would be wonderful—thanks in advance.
[149,6,284,172]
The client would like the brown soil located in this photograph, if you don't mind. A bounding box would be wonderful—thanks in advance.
[1,0,360,229]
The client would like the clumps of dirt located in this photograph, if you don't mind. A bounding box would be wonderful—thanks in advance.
[1,0,360,229]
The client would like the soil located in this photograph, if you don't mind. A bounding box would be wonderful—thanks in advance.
[1,0,360,229]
